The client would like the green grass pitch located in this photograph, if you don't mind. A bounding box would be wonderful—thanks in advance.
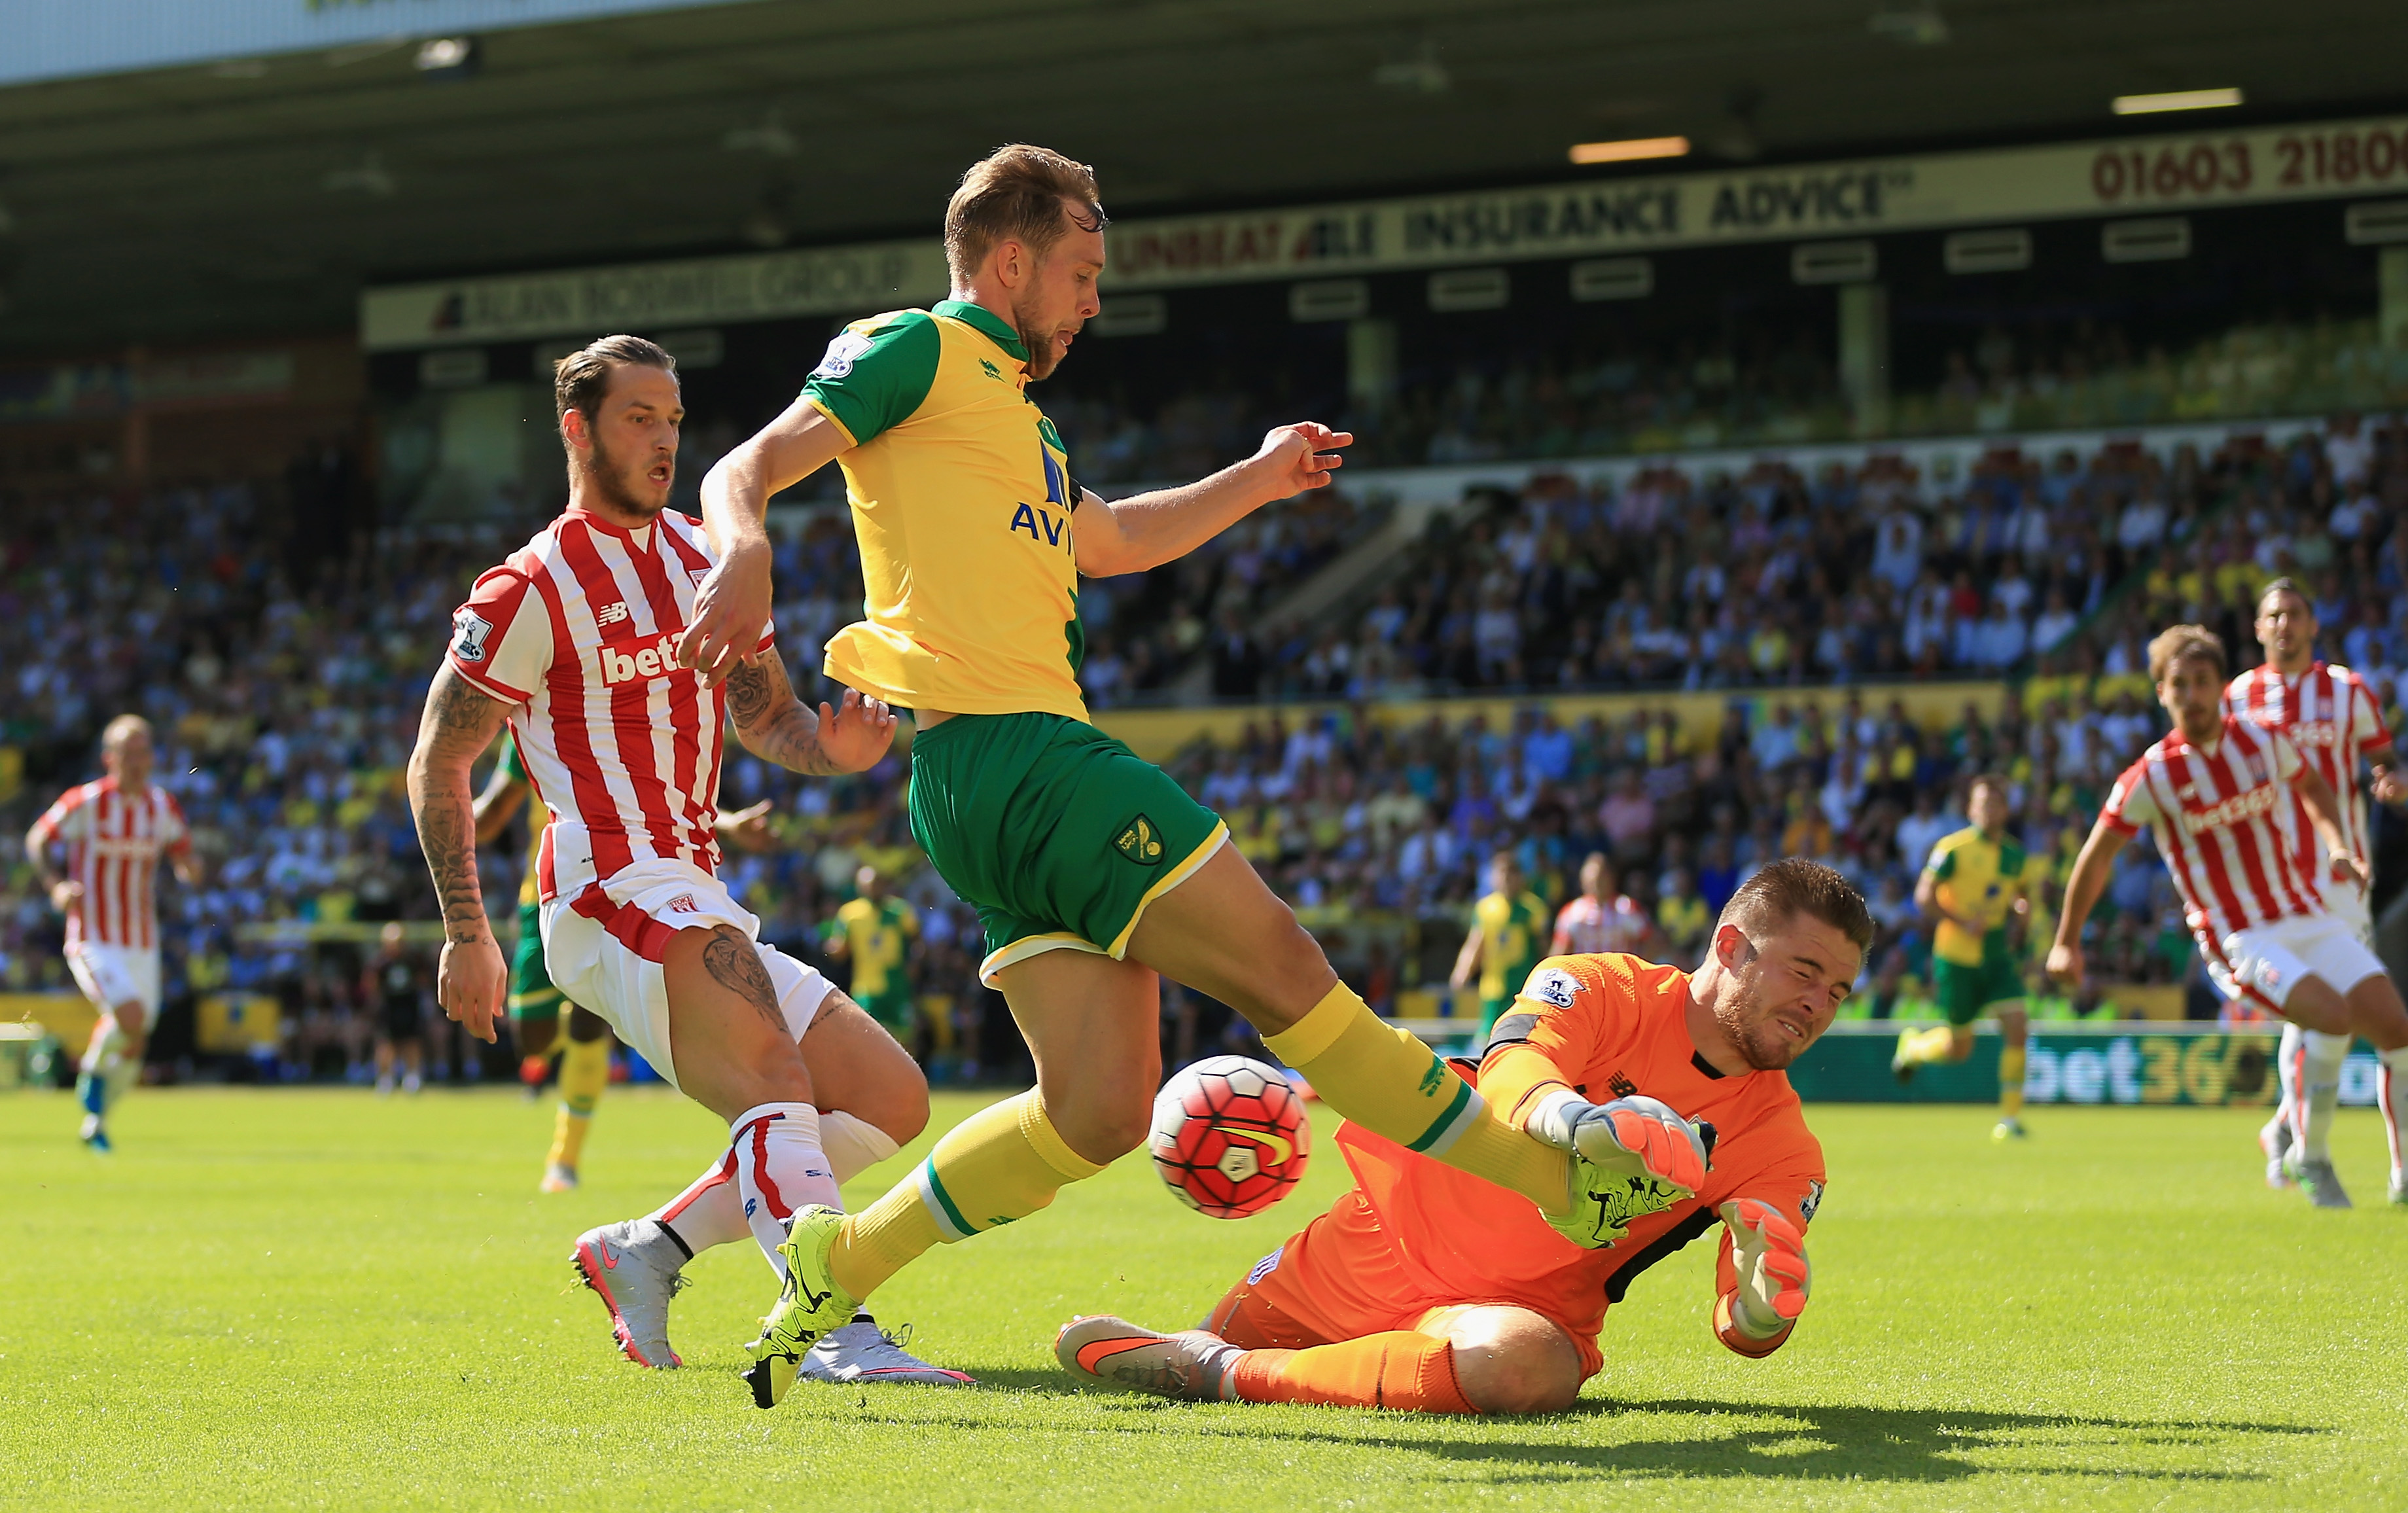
[6,1086,2405,1510]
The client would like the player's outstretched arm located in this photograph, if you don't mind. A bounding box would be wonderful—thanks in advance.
[722,651,896,777]
[1072,423,1351,579]
[680,400,853,686]
[406,664,513,1043]
[2044,816,2129,986]
[1715,1198,1811,1357]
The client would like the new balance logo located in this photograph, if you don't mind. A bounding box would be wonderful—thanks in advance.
[595,601,631,627]
[980,358,1002,379]
[599,633,682,686]
[1417,1060,1445,1097]
[1607,1071,1639,1099]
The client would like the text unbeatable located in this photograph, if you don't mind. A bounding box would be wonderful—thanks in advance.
[1706,169,1899,230]
[599,634,684,686]
[1404,189,1680,251]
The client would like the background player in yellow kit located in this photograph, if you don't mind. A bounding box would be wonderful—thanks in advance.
[1450,851,1551,1037]
[824,863,921,1048]
[1891,775,2034,1139]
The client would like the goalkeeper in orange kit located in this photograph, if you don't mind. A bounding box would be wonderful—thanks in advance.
[1058,859,1864,1414]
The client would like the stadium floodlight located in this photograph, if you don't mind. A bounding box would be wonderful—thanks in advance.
[2112,88,2242,115]
[1569,136,1690,166]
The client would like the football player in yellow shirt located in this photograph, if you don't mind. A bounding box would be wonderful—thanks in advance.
[1892,775,2034,1138]
[676,145,1657,1406]
[1449,852,1551,1036]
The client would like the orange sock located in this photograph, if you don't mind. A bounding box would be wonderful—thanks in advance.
[1230,1332,1478,1414]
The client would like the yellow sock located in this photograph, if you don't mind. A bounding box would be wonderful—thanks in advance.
[1997,1046,2027,1118]
[830,1090,1103,1300]
[546,1034,611,1169]
[1264,983,1570,1215]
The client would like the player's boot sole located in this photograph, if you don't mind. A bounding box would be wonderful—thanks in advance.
[745,1205,859,1409]
[1055,1316,1239,1401]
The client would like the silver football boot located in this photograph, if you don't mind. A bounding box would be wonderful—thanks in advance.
[572,1220,690,1368]
[800,1316,976,1386]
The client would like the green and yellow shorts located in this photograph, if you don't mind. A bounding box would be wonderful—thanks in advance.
[854,987,917,1036]
[908,711,1226,985]
[508,900,564,1024]
[1933,936,2025,1025]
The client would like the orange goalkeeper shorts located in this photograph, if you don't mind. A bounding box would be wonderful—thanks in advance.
[1203,1188,1602,1379]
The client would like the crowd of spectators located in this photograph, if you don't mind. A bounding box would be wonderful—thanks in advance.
[4,404,2403,1084]
[1211,411,2408,709]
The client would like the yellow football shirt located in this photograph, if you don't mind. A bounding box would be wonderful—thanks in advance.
[1474,889,1550,1000]
[1921,826,2027,967]
[832,896,917,999]
[806,299,1088,722]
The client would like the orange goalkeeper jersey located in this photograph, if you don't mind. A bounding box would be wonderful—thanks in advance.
[1335,952,1826,1347]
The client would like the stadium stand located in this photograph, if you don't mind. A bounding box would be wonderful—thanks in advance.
[2,386,2402,1082]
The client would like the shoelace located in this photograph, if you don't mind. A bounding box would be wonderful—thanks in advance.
[878,1321,914,1351]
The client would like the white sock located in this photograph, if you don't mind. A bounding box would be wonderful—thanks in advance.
[2271,1022,2303,1145]
[2298,1031,2350,1164]
[820,1110,901,1184]
[730,1101,841,1277]
[647,1148,753,1257]
[2379,1046,2408,1183]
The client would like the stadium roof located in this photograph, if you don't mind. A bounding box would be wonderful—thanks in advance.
[3,0,2405,357]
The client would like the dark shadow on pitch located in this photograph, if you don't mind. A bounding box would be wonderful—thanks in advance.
[901,1376,2316,1485]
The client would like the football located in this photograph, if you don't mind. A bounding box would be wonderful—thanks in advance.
[1148,1055,1312,1219]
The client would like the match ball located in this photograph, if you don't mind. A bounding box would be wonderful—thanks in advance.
[1149,1055,1311,1219]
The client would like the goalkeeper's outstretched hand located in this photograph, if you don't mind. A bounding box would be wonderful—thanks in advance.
[1720,1198,1811,1338]
[1561,1094,1711,1196]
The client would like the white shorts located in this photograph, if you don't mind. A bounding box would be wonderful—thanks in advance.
[67,944,160,1018]
[2319,880,2374,949]
[540,860,833,1094]
[2205,913,2387,1012]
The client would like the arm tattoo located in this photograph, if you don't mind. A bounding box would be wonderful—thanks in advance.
[724,652,849,777]
[703,927,789,1035]
[408,666,509,944]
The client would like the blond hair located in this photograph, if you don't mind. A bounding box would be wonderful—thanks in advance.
[944,145,1106,279]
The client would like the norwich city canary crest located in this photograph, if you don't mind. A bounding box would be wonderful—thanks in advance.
[1113,815,1165,866]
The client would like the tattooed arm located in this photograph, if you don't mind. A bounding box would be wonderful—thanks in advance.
[406,663,514,1042]
[722,650,897,777]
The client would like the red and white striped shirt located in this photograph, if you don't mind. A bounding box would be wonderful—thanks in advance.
[2225,660,2393,881]
[446,507,772,902]
[2102,715,2320,942]
[29,777,188,951]
[1551,893,1655,957]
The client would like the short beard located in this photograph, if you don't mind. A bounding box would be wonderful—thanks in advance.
[581,427,663,518]
[1013,292,1061,381]
[1714,976,1798,1072]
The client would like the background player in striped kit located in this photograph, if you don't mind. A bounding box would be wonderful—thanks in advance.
[2227,579,2408,1198]
[25,714,199,1151]
[2049,624,2408,1206]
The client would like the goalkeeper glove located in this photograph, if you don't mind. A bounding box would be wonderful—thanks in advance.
[1717,1198,1811,1347]
[1532,1092,1710,1196]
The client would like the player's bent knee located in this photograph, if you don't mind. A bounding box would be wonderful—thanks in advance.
[1451,1342,1582,1415]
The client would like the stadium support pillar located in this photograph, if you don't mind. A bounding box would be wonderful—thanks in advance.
[2382,247,2408,354]
[1348,319,1397,416]
[1839,283,1890,439]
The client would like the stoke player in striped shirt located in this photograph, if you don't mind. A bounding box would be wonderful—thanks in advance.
[408,336,959,1385]
[25,715,200,1152]
[2227,579,2408,1201]
[2049,624,2408,1207]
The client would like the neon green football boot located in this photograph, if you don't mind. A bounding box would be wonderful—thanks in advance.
[743,1205,860,1408]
